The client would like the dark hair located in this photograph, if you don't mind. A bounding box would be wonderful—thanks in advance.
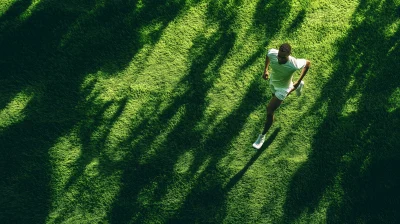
[279,43,291,54]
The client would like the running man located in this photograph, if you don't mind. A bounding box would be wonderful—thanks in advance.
[253,43,311,149]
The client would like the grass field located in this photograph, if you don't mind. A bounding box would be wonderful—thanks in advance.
[1,0,399,223]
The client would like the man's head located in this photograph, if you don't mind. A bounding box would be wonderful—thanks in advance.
[278,43,291,64]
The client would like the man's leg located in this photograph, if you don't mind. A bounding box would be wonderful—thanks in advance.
[253,95,283,149]
[262,95,283,135]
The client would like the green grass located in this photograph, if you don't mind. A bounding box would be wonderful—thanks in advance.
[1,0,399,223]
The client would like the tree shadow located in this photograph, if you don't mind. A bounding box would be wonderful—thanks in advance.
[241,0,302,72]
[165,80,271,223]
[286,9,306,33]
[106,7,239,223]
[104,0,305,223]
[0,0,187,223]
[282,0,400,223]
[0,0,311,222]
[104,0,299,222]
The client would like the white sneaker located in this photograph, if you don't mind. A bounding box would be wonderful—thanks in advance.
[296,81,304,96]
[252,134,265,149]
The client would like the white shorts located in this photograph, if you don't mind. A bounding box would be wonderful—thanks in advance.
[269,82,293,101]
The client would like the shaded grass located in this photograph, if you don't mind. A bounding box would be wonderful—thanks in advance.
[283,0,400,223]
[0,0,399,223]
[1,0,188,223]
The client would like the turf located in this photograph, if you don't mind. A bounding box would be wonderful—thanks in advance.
[1,0,399,223]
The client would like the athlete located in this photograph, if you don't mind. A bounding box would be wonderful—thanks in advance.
[253,43,311,149]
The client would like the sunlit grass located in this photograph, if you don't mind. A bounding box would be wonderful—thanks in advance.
[46,2,215,221]
[46,0,359,221]
[388,87,400,113]
[18,0,41,21]
[0,0,16,17]
[0,88,33,131]
[1,0,399,223]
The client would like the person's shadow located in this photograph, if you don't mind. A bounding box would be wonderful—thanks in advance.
[225,128,281,192]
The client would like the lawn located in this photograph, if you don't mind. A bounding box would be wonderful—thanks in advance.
[1,0,399,223]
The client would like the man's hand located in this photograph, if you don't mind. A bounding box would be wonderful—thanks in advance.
[262,71,269,80]
[293,81,301,89]
[288,81,299,95]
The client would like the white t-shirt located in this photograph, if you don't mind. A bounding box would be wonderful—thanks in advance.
[267,49,306,89]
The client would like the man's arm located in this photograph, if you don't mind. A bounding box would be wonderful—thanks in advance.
[293,60,311,88]
[262,54,270,80]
